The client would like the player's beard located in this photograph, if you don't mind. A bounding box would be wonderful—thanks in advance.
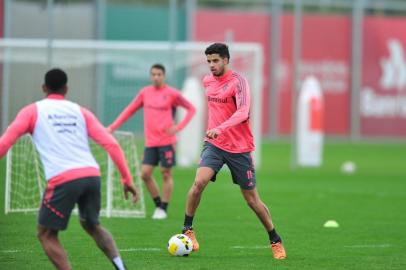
[212,65,225,77]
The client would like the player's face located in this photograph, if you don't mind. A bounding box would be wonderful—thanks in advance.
[206,54,228,77]
[150,68,165,87]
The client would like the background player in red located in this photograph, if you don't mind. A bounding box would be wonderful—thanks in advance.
[108,64,196,219]
[0,69,138,270]
[181,43,287,259]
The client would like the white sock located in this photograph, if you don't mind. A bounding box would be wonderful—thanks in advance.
[112,257,125,270]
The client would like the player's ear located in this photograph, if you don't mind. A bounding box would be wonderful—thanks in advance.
[42,84,48,94]
[61,85,68,95]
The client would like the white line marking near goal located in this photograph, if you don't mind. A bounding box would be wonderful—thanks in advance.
[119,248,162,252]
[344,244,393,248]
[230,245,269,249]
[1,249,32,253]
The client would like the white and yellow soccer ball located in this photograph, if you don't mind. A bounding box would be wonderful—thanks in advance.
[167,234,193,256]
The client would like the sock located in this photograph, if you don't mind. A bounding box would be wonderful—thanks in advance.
[160,202,169,212]
[153,196,162,208]
[268,229,282,244]
[112,257,126,270]
[183,214,194,231]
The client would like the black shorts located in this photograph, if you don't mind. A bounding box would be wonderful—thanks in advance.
[199,142,256,190]
[38,176,101,231]
[142,144,176,168]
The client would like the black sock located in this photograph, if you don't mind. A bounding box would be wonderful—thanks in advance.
[153,196,162,208]
[268,229,282,244]
[160,202,169,212]
[183,214,194,231]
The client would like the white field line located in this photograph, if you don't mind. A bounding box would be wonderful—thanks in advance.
[230,245,269,249]
[0,247,163,254]
[344,244,393,248]
[1,246,269,254]
[0,249,33,253]
[2,244,393,254]
[119,248,162,252]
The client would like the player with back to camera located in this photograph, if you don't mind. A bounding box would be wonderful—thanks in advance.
[0,69,138,270]
[108,64,196,220]
[181,43,287,259]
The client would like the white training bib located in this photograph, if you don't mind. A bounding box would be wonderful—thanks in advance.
[32,99,99,180]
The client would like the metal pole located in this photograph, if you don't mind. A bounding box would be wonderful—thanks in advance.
[169,0,177,86]
[269,0,281,138]
[95,0,106,40]
[1,0,11,132]
[290,0,302,170]
[350,0,364,141]
[47,0,54,68]
[185,0,197,41]
[95,0,107,122]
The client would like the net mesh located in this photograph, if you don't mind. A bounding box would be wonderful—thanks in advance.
[5,131,145,218]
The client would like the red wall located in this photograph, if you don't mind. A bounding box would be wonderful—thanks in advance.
[361,17,406,137]
[278,14,351,135]
[194,10,351,136]
[195,10,406,137]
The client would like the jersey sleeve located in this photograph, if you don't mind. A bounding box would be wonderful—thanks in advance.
[215,77,251,134]
[108,89,144,132]
[0,104,37,158]
[81,108,133,185]
[173,92,196,132]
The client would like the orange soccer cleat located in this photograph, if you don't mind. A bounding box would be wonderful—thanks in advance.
[270,242,287,259]
[183,229,200,252]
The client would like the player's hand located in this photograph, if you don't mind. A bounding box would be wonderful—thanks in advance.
[106,126,113,133]
[206,129,219,139]
[165,126,178,135]
[123,183,138,204]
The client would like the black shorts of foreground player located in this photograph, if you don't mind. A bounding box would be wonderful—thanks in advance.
[0,69,138,270]
[180,43,287,259]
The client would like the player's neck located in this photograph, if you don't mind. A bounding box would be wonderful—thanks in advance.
[214,68,231,79]
[153,84,166,90]
[46,93,65,100]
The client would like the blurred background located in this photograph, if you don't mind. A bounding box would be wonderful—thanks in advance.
[1,0,406,142]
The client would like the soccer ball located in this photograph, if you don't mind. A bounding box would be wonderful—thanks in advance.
[167,234,193,256]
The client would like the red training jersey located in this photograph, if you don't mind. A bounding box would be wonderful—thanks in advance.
[109,85,196,147]
[203,69,255,153]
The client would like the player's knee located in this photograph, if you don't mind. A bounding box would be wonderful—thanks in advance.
[245,196,259,209]
[37,228,57,242]
[191,180,206,194]
[80,220,97,235]
[161,169,172,181]
[141,171,152,181]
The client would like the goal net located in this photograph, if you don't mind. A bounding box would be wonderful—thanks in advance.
[5,131,146,218]
[0,39,263,167]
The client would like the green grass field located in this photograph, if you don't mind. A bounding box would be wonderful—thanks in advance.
[1,141,405,270]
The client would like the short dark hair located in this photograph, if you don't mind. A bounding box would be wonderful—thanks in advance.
[205,43,230,60]
[150,63,166,74]
[45,68,68,93]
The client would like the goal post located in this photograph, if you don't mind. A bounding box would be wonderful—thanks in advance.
[4,131,145,218]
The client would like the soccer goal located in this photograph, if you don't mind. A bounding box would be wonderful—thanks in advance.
[0,38,263,167]
[5,131,146,218]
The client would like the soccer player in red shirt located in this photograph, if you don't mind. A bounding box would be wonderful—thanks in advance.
[108,64,196,219]
[181,43,286,259]
[0,69,138,270]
